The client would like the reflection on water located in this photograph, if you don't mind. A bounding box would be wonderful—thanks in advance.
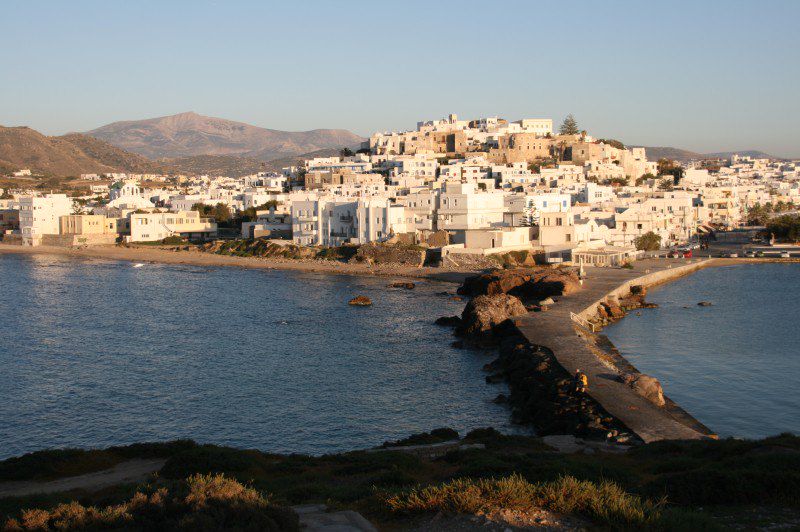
[0,254,523,459]
[605,263,800,439]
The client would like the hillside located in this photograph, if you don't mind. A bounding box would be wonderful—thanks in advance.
[639,146,784,162]
[260,147,343,172]
[163,154,266,177]
[88,111,365,161]
[0,126,170,177]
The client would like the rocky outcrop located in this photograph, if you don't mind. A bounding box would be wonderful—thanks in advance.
[348,296,372,306]
[350,242,426,267]
[593,286,657,327]
[457,294,527,344]
[388,281,415,289]
[621,373,665,407]
[458,267,581,302]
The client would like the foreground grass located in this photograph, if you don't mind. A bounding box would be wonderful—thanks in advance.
[386,474,716,529]
[1,430,799,529]
[3,474,297,531]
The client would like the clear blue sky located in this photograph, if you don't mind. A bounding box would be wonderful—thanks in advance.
[3,0,799,157]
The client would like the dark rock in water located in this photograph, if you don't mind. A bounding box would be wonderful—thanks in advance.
[388,281,415,289]
[697,301,713,307]
[485,373,505,384]
[621,373,665,407]
[435,316,462,327]
[449,296,464,302]
[451,340,464,349]
[381,427,459,448]
[492,393,509,404]
[348,295,372,306]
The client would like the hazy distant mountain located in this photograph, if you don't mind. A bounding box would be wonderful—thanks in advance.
[0,125,170,177]
[639,146,785,162]
[87,112,365,161]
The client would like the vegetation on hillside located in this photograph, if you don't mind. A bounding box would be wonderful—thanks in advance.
[2,431,799,529]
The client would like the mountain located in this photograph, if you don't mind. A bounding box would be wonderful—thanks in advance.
[638,146,785,162]
[0,126,170,177]
[87,112,365,161]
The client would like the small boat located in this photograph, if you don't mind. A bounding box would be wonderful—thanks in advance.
[133,263,145,268]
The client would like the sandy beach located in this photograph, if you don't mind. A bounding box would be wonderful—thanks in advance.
[0,244,477,284]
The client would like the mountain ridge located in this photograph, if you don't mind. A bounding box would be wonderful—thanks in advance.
[0,126,171,177]
[86,111,364,161]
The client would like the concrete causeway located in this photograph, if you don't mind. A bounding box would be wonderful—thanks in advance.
[514,258,715,443]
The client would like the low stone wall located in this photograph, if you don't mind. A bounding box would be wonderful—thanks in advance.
[40,234,118,247]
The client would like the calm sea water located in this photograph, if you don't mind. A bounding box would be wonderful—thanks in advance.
[0,253,519,460]
[605,263,800,439]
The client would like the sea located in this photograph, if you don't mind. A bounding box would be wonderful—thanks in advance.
[0,253,518,460]
[604,262,800,439]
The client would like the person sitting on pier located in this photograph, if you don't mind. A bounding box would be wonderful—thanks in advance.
[573,369,588,393]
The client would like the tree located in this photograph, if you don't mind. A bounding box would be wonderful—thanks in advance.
[212,203,231,224]
[634,231,662,251]
[340,147,354,158]
[559,114,580,135]
[636,173,656,186]
[658,178,674,191]
[766,214,800,242]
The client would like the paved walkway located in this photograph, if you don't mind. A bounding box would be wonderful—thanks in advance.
[515,258,713,443]
[293,504,377,532]
[0,459,166,498]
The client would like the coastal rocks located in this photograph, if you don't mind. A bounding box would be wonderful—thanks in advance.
[457,267,581,303]
[492,335,633,441]
[388,281,415,289]
[350,242,425,268]
[435,316,462,327]
[593,287,658,327]
[457,294,527,344]
[348,296,372,306]
[621,373,665,407]
[697,301,713,307]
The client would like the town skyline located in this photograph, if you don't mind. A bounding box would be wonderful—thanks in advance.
[3,0,799,157]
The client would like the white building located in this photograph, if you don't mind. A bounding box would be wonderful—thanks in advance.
[18,194,73,245]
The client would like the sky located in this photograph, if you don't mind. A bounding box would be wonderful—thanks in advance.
[2,0,799,157]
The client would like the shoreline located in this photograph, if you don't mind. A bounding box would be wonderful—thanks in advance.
[0,243,477,284]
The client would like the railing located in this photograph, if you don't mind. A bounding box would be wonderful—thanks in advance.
[570,311,597,332]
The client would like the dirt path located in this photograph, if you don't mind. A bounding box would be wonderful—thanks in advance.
[0,459,166,498]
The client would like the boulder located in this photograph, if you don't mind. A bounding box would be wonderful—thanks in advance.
[621,373,665,407]
[539,297,555,306]
[435,316,462,327]
[697,301,713,307]
[458,294,528,339]
[388,281,415,289]
[348,295,372,306]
